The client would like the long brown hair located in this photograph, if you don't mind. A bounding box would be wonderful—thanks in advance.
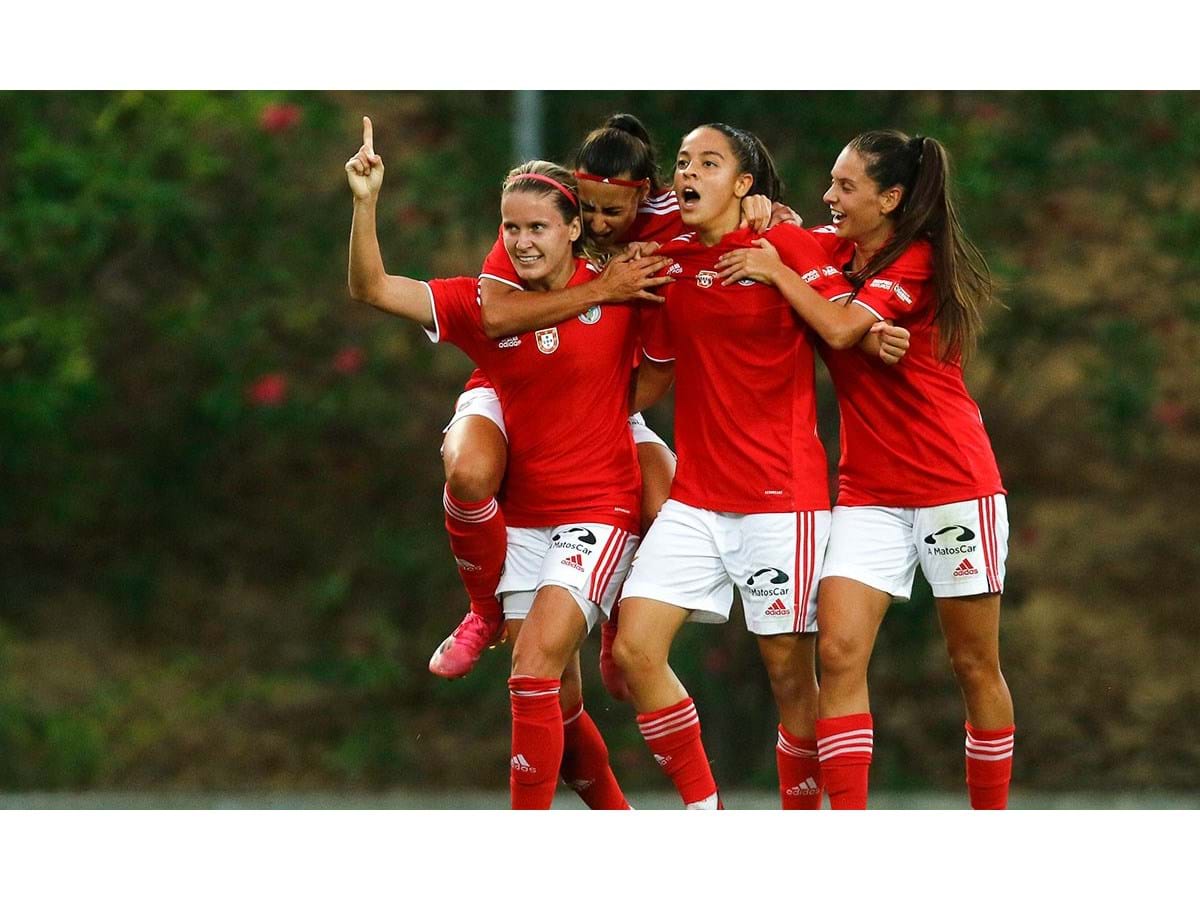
[848,130,994,364]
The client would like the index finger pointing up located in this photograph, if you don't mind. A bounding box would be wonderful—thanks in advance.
[362,116,374,154]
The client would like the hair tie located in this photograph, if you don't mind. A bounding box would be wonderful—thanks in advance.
[912,134,926,164]
[574,170,649,190]
[507,173,579,207]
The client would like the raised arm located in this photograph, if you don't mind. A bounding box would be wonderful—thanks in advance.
[480,248,674,339]
[345,117,434,329]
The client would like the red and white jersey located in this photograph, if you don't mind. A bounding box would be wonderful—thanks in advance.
[641,223,852,514]
[425,265,641,533]
[809,226,1005,507]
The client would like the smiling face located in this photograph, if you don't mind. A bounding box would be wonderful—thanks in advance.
[822,146,902,250]
[577,174,646,250]
[500,190,581,291]
[673,127,753,241]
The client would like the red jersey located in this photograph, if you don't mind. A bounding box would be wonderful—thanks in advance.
[641,223,852,514]
[809,226,1005,507]
[426,265,641,533]
[466,188,683,390]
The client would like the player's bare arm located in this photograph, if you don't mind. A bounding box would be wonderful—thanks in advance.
[346,116,435,329]
[480,248,674,339]
[631,357,675,413]
[715,239,877,351]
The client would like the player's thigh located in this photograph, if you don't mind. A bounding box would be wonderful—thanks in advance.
[935,592,1003,670]
[613,595,691,666]
[755,631,817,688]
[815,576,892,674]
[512,584,590,676]
[441,393,507,499]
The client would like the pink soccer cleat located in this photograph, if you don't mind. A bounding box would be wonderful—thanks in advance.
[599,612,631,703]
[428,610,505,679]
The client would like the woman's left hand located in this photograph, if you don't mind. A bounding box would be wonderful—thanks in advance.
[716,238,784,286]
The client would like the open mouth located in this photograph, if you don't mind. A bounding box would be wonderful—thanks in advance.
[830,209,846,225]
[680,187,701,209]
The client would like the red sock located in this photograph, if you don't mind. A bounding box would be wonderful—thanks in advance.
[636,697,719,808]
[561,701,630,810]
[965,721,1015,810]
[816,713,873,810]
[776,724,823,810]
[443,486,506,621]
[509,676,562,810]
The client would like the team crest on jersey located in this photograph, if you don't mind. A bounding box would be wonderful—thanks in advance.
[821,265,839,277]
[535,328,559,354]
[696,270,718,288]
[578,305,602,325]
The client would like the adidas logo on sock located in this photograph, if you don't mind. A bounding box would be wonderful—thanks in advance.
[653,753,672,768]
[454,557,481,573]
[764,597,790,616]
[562,553,585,572]
[785,777,820,796]
[511,754,537,774]
[953,558,979,577]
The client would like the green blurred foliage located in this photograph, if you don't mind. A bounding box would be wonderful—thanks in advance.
[1,91,1198,798]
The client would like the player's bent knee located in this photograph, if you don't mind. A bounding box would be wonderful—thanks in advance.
[612,633,662,685]
[947,647,1002,691]
[444,453,503,502]
[511,631,573,680]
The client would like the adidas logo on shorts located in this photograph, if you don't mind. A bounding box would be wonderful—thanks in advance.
[954,558,979,577]
[562,553,585,572]
[511,754,537,774]
[764,597,790,616]
[785,777,820,797]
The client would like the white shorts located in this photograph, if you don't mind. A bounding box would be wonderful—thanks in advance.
[444,388,667,447]
[821,494,1009,601]
[497,523,639,633]
[620,499,830,636]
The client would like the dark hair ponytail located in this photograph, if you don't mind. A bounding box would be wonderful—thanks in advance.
[576,112,664,192]
[849,129,994,364]
[702,122,782,202]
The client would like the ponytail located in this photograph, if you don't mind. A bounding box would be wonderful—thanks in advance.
[701,122,783,202]
[849,130,995,364]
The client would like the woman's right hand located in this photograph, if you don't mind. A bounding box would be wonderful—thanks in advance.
[596,247,674,303]
[345,116,384,200]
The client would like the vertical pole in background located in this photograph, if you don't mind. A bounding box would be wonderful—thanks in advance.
[513,90,544,162]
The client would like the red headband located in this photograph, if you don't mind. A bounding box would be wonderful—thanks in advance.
[507,173,578,207]
[574,170,649,190]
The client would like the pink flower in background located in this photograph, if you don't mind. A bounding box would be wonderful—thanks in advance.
[333,346,365,375]
[260,103,303,134]
[247,372,289,407]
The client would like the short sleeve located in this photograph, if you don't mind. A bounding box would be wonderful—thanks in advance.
[851,248,932,320]
[480,233,522,289]
[425,276,483,349]
[640,301,674,363]
[766,223,854,302]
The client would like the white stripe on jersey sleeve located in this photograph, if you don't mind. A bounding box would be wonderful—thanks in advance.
[480,272,524,291]
[812,224,838,234]
[643,347,675,364]
[850,298,885,321]
[420,281,441,343]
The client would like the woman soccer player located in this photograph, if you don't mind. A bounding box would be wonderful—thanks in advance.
[613,123,904,809]
[714,129,1014,809]
[346,118,641,809]
[430,114,785,699]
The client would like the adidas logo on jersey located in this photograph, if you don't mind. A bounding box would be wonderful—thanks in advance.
[954,558,979,577]
[666,262,683,276]
[511,754,537,774]
[653,753,672,768]
[562,553,585,572]
[801,268,821,283]
[764,597,790,616]
[870,278,894,290]
[497,335,521,349]
[785,777,820,797]
[454,557,481,573]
